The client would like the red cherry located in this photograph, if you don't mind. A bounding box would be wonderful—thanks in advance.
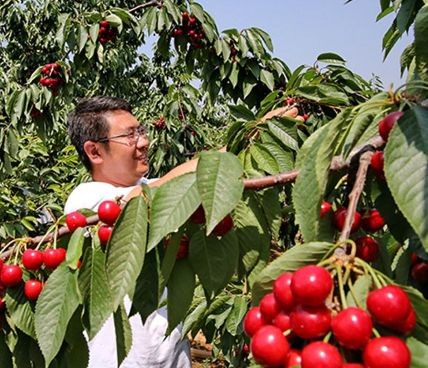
[0,265,23,287]
[411,261,428,284]
[22,249,44,270]
[342,364,364,368]
[289,304,331,340]
[98,225,113,246]
[43,248,66,269]
[190,205,206,224]
[378,111,404,142]
[363,336,410,368]
[320,201,332,218]
[272,310,290,332]
[331,307,373,349]
[181,11,189,21]
[287,349,302,367]
[355,236,380,262]
[176,235,189,260]
[291,265,332,307]
[100,20,109,27]
[301,341,342,368]
[370,151,385,180]
[212,214,233,236]
[250,325,290,367]
[0,297,5,311]
[333,207,361,232]
[24,279,43,301]
[273,271,294,311]
[0,258,3,272]
[367,285,411,329]
[243,306,267,337]
[259,292,281,322]
[394,307,416,335]
[361,209,385,232]
[65,211,87,232]
[98,200,121,225]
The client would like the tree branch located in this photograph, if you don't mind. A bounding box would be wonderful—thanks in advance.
[129,0,162,13]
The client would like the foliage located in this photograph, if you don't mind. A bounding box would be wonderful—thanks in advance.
[0,0,428,367]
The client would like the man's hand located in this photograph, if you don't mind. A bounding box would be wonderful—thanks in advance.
[259,106,305,123]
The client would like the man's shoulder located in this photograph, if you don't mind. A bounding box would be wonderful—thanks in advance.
[64,182,134,213]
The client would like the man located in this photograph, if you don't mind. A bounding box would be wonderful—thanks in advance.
[65,96,302,367]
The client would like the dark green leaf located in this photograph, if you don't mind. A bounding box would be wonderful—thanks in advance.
[316,52,346,64]
[189,230,239,298]
[384,107,428,252]
[260,69,275,91]
[225,296,247,336]
[406,337,428,368]
[148,173,200,251]
[106,195,148,310]
[113,303,132,366]
[249,143,280,174]
[65,227,85,270]
[197,151,244,235]
[415,5,428,81]
[167,259,195,333]
[4,286,36,338]
[35,264,81,366]
[79,238,113,339]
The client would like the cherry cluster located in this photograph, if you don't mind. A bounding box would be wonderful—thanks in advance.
[39,63,64,93]
[153,116,166,131]
[98,20,117,45]
[320,202,385,263]
[171,11,205,49]
[243,264,414,367]
[0,200,121,310]
[0,247,66,303]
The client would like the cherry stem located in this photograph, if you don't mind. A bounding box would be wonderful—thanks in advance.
[322,331,332,343]
[354,257,382,289]
[335,264,348,309]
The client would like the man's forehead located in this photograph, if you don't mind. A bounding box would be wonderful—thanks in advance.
[105,110,139,130]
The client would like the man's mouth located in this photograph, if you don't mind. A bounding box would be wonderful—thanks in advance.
[135,154,148,165]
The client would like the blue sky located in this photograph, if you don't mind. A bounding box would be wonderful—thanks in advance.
[197,0,413,89]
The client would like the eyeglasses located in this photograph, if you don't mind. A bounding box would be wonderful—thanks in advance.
[97,125,148,147]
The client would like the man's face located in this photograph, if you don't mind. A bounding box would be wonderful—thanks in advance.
[96,110,150,187]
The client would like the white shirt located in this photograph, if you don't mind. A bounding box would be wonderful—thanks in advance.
[64,181,191,368]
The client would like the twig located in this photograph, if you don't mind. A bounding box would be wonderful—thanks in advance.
[129,0,162,13]
[338,150,373,243]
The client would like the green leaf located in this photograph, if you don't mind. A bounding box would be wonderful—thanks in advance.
[131,249,159,323]
[225,296,247,336]
[190,3,205,22]
[78,25,89,53]
[260,141,294,172]
[148,172,200,251]
[167,259,195,333]
[88,23,100,45]
[113,303,132,366]
[106,195,148,310]
[252,27,273,52]
[35,264,81,366]
[249,143,280,174]
[396,0,417,34]
[415,5,428,81]
[181,299,207,338]
[196,151,244,235]
[260,69,275,91]
[106,14,123,31]
[252,242,334,303]
[228,104,255,121]
[245,28,263,57]
[79,239,113,340]
[293,111,350,242]
[55,14,69,48]
[234,192,270,273]
[296,84,350,105]
[65,227,85,270]
[189,230,239,298]
[384,107,428,252]
[407,337,428,368]
[346,274,372,308]
[4,286,36,339]
[267,120,299,151]
[228,63,239,88]
[316,52,346,64]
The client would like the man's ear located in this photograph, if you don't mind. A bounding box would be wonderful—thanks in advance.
[83,141,103,166]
